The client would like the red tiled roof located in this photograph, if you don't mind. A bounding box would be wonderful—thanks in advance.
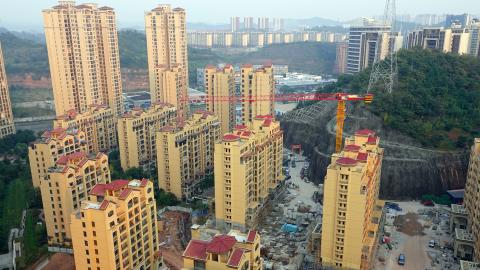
[263,119,272,127]
[223,134,240,142]
[241,131,252,137]
[227,248,246,268]
[118,188,132,200]
[357,152,368,162]
[183,240,209,261]
[367,136,377,145]
[235,124,248,130]
[355,129,375,137]
[99,200,110,210]
[56,152,87,165]
[344,144,361,152]
[90,180,130,196]
[336,157,358,167]
[140,179,149,187]
[246,230,257,243]
[206,235,236,254]
[255,115,274,120]
[42,127,67,139]
[241,64,253,68]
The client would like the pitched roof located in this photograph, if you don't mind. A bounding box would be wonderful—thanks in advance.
[246,230,257,243]
[367,136,378,145]
[344,144,361,152]
[206,235,236,254]
[90,180,130,196]
[355,129,375,137]
[227,248,246,268]
[183,240,209,261]
[336,157,358,167]
[223,134,240,142]
[357,152,368,162]
[56,152,87,165]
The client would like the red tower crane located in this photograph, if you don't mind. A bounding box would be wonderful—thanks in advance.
[187,93,373,153]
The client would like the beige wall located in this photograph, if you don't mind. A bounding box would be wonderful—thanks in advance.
[241,65,275,126]
[464,139,480,261]
[0,42,15,138]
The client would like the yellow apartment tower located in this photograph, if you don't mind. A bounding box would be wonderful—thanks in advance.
[118,102,177,171]
[71,179,161,270]
[28,128,88,188]
[214,116,283,230]
[43,1,123,116]
[321,129,384,270]
[40,152,110,251]
[183,228,262,270]
[156,111,220,200]
[241,64,275,126]
[204,65,236,135]
[0,42,15,138]
[145,4,189,117]
[463,138,480,261]
[152,64,187,113]
[54,104,118,154]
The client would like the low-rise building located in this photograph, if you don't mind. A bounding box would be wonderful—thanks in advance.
[118,102,177,171]
[54,105,118,154]
[28,128,88,188]
[157,111,220,200]
[214,116,283,230]
[40,152,110,251]
[321,129,384,269]
[71,179,161,270]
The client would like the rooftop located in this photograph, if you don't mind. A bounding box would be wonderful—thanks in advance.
[227,248,246,268]
[451,204,467,215]
[447,189,465,200]
[355,129,376,137]
[206,235,237,254]
[455,228,474,242]
[460,260,480,270]
[336,157,358,167]
[90,180,130,196]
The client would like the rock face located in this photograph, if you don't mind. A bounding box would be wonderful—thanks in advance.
[280,102,469,199]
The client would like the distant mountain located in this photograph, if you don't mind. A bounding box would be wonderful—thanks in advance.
[0,27,44,44]
[284,17,343,30]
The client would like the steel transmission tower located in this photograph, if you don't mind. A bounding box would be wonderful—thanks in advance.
[368,0,398,94]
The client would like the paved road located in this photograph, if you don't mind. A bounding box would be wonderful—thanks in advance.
[385,235,429,270]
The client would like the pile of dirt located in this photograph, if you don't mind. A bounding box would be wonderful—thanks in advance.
[42,253,75,270]
[394,212,425,236]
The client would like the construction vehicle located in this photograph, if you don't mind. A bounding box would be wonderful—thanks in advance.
[187,92,373,153]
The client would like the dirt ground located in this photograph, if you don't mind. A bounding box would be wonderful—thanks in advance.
[42,253,75,270]
[394,212,425,236]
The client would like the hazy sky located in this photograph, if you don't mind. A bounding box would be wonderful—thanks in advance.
[0,0,479,31]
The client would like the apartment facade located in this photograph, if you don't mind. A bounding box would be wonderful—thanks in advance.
[54,105,118,154]
[28,128,88,188]
[145,4,189,117]
[183,228,262,270]
[215,116,283,230]
[43,1,123,116]
[463,138,480,261]
[321,129,384,269]
[241,65,275,126]
[335,42,348,74]
[152,64,187,115]
[118,103,177,171]
[157,111,220,200]
[0,42,15,138]
[71,179,160,270]
[204,65,236,135]
[40,152,110,250]
[406,27,470,55]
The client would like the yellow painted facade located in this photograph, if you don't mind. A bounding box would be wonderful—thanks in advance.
[40,152,110,249]
[156,111,220,200]
[0,42,15,138]
[28,128,88,188]
[54,105,118,154]
[43,1,123,116]
[214,116,283,230]
[204,65,236,135]
[321,129,384,270]
[71,179,160,270]
[183,227,262,270]
[240,65,275,126]
[146,4,189,117]
[118,103,177,171]
[152,65,188,116]
[464,138,480,261]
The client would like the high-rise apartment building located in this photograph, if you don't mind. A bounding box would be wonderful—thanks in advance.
[145,4,189,117]
[29,128,88,188]
[41,152,110,250]
[231,17,240,32]
[335,42,348,74]
[43,1,123,116]
[71,179,161,270]
[244,17,254,30]
[321,129,384,269]
[272,18,284,31]
[0,42,15,138]
[347,25,392,74]
[156,111,220,200]
[241,64,275,125]
[118,103,177,171]
[183,228,262,270]
[215,116,283,230]
[151,65,187,112]
[445,14,472,28]
[204,65,236,135]
[469,20,480,57]
[54,104,118,154]
[406,27,470,55]
[258,17,269,30]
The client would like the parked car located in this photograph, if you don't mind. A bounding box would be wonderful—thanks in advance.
[422,200,435,207]
[398,254,406,265]
[429,239,435,248]
[386,202,402,211]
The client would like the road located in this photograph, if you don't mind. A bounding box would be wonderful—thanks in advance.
[385,235,429,270]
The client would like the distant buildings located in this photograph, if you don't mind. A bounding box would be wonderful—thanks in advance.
[145,4,189,117]
[258,17,270,30]
[445,14,472,28]
[0,42,15,138]
[43,1,123,116]
[244,17,254,30]
[321,129,384,269]
[214,117,283,230]
[335,42,348,74]
[188,31,347,48]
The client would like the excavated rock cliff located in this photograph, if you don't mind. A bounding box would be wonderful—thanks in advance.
[280,102,468,199]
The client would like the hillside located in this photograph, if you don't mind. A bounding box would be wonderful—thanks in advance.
[331,48,480,150]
